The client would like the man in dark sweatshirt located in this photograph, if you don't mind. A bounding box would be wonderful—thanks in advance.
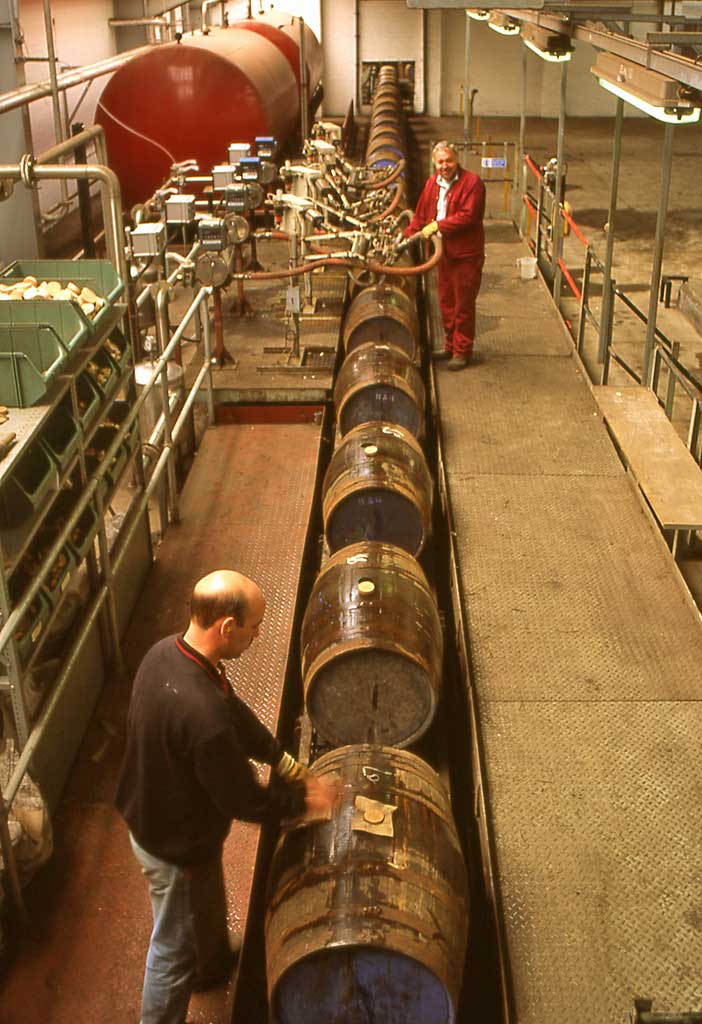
[116,569,335,1024]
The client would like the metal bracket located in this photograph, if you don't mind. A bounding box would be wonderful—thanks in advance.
[631,998,702,1024]
[352,795,395,837]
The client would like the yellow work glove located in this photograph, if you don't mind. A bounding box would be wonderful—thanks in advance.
[421,220,439,238]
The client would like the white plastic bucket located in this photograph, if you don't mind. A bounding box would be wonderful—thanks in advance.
[517,256,537,280]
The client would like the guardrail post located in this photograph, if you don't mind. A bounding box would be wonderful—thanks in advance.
[643,122,675,385]
[599,96,623,364]
[664,342,680,419]
[598,274,615,365]
[576,246,592,356]
[552,61,568,308]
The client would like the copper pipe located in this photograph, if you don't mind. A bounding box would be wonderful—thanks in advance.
[230,236,443,281]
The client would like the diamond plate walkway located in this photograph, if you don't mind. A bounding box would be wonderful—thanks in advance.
[0,419,323,1024]
[434,223,702,1024]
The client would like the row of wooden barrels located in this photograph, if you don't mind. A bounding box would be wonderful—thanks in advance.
[264,68,470,1024]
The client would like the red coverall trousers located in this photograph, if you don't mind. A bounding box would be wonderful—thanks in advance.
[437,253,484,356]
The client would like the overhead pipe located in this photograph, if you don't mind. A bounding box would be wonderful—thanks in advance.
[0,157,126,285]
[41,0,70,213]
[0,44,155,117]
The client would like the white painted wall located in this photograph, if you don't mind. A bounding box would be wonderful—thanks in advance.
[320,0,355,115]
[0,0,39,260]
[16,0,115,214]
[321,0,426,115]
[439,12,645,120]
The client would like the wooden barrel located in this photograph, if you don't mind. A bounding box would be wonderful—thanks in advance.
[368,148,406,172]
[323,422,433,557]
[367,132,405,156]
[265,744,468,1024]
[343,284,419,360]
[334,342,425,438]
[300,541,442,747]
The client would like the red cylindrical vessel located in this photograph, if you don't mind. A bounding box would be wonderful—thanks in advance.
[96,19,321,208]
[234,13,323,97]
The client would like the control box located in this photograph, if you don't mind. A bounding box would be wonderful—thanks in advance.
[212,164,240,190]
[228,142,251,165]
[130,222,166,256]
[165,194,196,225]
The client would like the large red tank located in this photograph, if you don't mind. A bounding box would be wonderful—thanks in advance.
[96,18,322,209]
[234,12,323,96]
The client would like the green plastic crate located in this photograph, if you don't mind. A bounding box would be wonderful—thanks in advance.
[0,323,68,407]
[0,299,89,354]
[43,486,99,563]
[75,371,102,431]
[8,568,52,666]
[0,441,58,531]
[103,328,131,373]
[39,398,80,472]
[0,259,124,335]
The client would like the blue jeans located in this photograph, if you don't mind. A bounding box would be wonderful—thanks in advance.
[130,834,195,1024]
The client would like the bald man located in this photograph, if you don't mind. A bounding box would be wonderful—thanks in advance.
[116,570,334,1024]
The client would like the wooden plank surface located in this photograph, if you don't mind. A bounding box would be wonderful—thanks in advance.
[594,385,702,529]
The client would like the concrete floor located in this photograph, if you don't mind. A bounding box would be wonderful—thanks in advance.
[411,113,702,600]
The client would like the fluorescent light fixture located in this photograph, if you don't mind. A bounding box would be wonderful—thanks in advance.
[466,9,490,20]
[488,12,519,35]
[592,51,701,123]
[597,77,700,122]
[523,37,572,62]
[521,23,573,62]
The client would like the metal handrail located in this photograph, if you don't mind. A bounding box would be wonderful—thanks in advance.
[0,287,214,916]
[522,152,702,473]
[0,287,213,661]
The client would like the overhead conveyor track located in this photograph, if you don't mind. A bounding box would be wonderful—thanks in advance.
[432,220,702,1024]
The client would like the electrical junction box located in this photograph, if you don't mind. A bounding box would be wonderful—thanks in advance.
[228,142,251,165]
[131,222,166,256]
[212,164,240,190]
[197,217,228,251]
[165,194,196,225]
[255,136,277,159]
[239,156,261,182]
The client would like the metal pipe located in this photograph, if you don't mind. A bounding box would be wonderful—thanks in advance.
[201,0,222,32]
[353,0,360,113]
[92,485,125,672]
[0,45,155,117]
[42,0,64,151]
[551,60,568,306]
[598,96,624,363]
[37,122,108,166]
[108,17,169,28]
[299,17,309,141]
[518,45,527,237]
[72,123,96,258]
[642,121,675,384]
[0,159,125,283]
[463,14,472,143]
[154,284,181,524]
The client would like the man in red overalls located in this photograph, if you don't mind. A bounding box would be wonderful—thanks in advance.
[405,141,486,370]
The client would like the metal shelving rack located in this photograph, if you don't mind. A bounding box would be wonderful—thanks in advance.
[0,289,149,815]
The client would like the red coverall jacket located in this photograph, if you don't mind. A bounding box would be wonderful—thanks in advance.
[405,168,486,258]
[405,168,486,354]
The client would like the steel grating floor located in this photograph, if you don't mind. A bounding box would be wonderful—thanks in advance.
[435,224,702,1023]
[0,420,323,1024]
